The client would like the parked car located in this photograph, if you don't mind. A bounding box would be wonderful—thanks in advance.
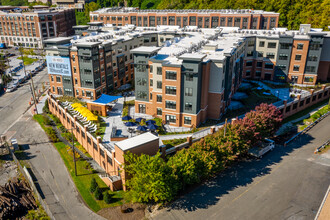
[248,139,275,159]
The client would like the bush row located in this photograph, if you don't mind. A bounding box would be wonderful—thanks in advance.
[124,103,282,203]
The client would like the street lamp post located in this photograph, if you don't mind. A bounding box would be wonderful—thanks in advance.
[69,126,77,176]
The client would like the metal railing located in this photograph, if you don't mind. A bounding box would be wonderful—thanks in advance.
[314,139,330,154]
[284,111,330,146]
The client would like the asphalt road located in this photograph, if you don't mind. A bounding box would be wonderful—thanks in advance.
[0,70,104,219]
[154,115,330,220]
[0,68,48,136]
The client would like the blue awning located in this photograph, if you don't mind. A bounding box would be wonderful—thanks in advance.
[92,94,122,105]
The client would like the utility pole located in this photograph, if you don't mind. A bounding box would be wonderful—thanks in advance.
[20,45,38,114]
[71,127,77,176]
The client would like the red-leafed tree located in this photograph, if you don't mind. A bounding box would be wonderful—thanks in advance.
[244,103,282,139]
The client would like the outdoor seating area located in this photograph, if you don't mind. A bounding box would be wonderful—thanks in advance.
[62,101,98,133]
[122,116,159,136]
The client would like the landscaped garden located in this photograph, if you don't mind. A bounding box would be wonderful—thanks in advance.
[17,56,38,65]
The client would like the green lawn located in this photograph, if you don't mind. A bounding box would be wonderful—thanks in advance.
[53,142,124,212]
[17,56,38,65]
[163,138,188,149]
[33,114,124,212]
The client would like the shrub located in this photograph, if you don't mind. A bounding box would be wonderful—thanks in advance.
[104,192,112,204]
[61,132,76,142]
[90,178,98,193]
[43,99,50,114]
[52,116,61,125]
[43,115,51,126]
[94,186,103,200]
[45,127,59,142]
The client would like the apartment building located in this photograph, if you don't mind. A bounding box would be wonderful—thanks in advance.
[44,24,160,99]
[90,7,279,30]
[0,8,76,48]
[239,25,329,84]
[132,29,246,127]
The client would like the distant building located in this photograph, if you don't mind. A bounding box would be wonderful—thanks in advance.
[90,7,280,30]
[0,8,76,48]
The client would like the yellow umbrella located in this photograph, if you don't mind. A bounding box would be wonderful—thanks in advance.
[71,103,82,108]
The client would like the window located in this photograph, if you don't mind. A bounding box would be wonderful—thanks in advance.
[246,61,253,66]
[295,55,302,61]
[280,43,290,49]
[150,93,152,100]
[247,51,253,57]
[257,52,263,57]
[72,55,75,61]
[305,66,316,72]
[185,102,192,111]
[268,42,277,48]
[149,65,153,73]
[245,70,251,76]
[310,42,321,50]
[278,65,286,70]
[166,71,177,80]
[157,108,162,115]
[256,71,261,77]
[137,91,147,99]
[293,65,300,71]
[259,41,265,47]
[308,55,318,62]
[165,86,176,95]
[185,88,193,96]
[257,62,263,68]
[166,115,176,123]
[137,78,147,86]
[157,67,162,75]
[304,76,314,82]
[279,54,288,60]
[157,81,162,89]
[297,43,304,50]
[184,117,191,125]
[265,63,274,69]
[51,75,54,81]
[186,74,193,81]
[266,52,275,59]
[157,95,162,102]
[56,76,61,82]
[150,79,153,86]
[165,101,176,109]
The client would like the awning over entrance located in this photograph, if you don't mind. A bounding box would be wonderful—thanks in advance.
[92,94,122,105]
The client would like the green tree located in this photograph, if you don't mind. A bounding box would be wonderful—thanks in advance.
[90,177,98,193]
[94,186,103,200]
[124,152,179,203]
[104,191,112,204]
[84,2,101,18]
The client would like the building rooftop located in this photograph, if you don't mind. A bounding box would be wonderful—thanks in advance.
[44,37,72,43]
[115,132,159,151]
[131,46,161,54]
[92,7,279,15]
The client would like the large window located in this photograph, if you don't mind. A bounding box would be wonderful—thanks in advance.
[293,65,300,71]
[165,101,176,109]
[304,76,314,82]
[310,42,321,50]
[184,116,191,125]
[259,41,265,47]
[264,63,274,69]
[186,74,193,81]
[308,55,318,61]
[157,67,162,75]
[137,78,147,86]
[185,88,193,96]
[157,95,162,102]
[157,81,162,89]
[165,71,177,80]
[165,86,176,95]
[185,102,192,111]
[279,54,288,60]
[137,91,147,99]
[295,54,302,61]
[157,108,162,115]
[280,43,290,49]
[305,66,316,72]
[166,115,176,123]
[268,42,277,48]
[297,43,304,50]
[266,52,275,59]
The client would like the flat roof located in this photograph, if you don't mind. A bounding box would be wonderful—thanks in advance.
[130,46,160,54]
[44,37,72,43]
[179,53,206,61]
[115,132,159,151]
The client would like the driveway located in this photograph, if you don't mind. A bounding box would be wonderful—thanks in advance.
[154,115,330,220]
